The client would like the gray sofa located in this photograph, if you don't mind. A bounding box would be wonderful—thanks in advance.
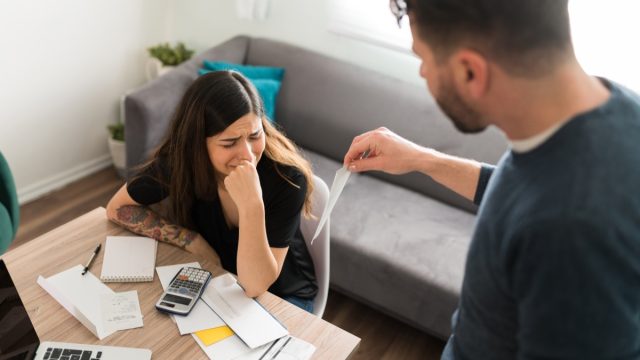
[124,35,507,339]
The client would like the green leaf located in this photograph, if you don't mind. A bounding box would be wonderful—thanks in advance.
[107,122,125,141]
[147,42,195,66]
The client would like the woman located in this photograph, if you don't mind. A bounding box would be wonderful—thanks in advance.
[106,71,317,312]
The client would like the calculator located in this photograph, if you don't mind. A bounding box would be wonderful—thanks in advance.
[155,267,212,315]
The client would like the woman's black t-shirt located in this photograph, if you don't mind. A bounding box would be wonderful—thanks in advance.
[127,157,317,299]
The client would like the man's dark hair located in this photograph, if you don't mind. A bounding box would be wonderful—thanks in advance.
[407,0,572,76]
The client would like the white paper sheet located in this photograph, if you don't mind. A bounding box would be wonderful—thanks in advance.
[234,336,316,360]
[193,333,259,360]
[101,290,143,332]
[155,262,225,334]
[37,265,116,340]
[201,273,288,349]
[312,166,352,241]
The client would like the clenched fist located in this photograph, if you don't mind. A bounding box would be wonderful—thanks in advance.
[223,160,264,212]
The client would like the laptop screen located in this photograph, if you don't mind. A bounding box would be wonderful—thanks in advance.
[0,259,40,360]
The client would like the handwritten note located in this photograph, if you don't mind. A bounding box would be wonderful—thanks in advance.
[100,290,143,332]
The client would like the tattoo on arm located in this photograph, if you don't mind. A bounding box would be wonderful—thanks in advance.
[114,205,197,250]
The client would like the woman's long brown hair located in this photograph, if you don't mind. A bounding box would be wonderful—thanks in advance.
[136,70,313,228]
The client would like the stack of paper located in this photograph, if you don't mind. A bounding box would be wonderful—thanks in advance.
[156,264,316,360]
[38,266,145,340]
[202,273,288,348]
[234,336,316,360]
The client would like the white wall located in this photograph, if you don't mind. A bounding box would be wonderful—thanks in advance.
[170,0,421,85]
[1,0,419,205]
[0,0,170,203]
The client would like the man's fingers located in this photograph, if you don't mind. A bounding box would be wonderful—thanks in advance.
[348,156,383,173]
[344,128,390,166]
[344,141,371,166]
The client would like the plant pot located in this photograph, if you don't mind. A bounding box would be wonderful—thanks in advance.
[108,137,126,178]
[158,65,175,77]
[145,58,175,81]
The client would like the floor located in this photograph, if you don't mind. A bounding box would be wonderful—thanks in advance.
[10,166,445,360]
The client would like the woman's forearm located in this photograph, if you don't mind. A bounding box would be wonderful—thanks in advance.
[110,205,198,249]
[110,205,222,267]
[236,204,279,297]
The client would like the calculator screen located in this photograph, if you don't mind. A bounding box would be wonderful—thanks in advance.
[162,293,192,305]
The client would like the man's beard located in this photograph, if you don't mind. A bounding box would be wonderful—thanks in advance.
[435,78,487,134]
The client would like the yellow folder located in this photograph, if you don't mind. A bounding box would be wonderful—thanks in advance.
[195,325,235,346]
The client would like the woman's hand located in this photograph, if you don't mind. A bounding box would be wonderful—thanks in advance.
[224,160,264,213]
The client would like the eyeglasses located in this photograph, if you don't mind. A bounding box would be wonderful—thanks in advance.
[389,0,408,28]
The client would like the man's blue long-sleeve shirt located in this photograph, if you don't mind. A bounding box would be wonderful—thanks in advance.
[442,79,640,359]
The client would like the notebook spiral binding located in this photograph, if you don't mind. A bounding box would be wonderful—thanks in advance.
[101,275,153,283]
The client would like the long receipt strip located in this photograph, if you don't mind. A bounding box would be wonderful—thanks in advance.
[312,166,352,242]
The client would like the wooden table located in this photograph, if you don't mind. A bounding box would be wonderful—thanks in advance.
[1,207,360,359]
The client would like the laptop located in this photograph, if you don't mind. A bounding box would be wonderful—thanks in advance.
[0,259,152,360]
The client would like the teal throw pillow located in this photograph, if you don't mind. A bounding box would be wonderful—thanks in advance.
[198,67,282,121]
[202,60,285,81]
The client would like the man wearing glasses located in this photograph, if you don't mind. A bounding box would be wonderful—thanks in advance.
[344,0,640,359]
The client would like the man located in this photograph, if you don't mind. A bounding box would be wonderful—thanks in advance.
[344,0,640,358]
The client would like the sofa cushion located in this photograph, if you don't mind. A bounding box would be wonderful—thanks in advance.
[250,78,282,121]
[305,150,474,339]
[202,60,285,81]
[198,68,283,121]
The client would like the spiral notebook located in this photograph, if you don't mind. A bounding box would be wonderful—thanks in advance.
[100,236,157,282]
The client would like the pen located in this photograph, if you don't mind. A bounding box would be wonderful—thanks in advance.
[359,149,370,160]
[258,337,281,360]
[270,336,291,359]
[81,243,101,275]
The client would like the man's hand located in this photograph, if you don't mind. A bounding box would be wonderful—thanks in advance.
[343,127,426,174]
[343,127,484,201]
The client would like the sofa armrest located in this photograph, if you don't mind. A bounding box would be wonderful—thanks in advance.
[124,70,195,176]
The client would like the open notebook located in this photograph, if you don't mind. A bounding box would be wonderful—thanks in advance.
[100,236,157,282]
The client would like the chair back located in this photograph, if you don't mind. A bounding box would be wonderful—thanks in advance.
[299,175,330,317]
[0,152,19,254]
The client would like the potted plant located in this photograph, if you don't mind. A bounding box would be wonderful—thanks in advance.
[146,42,195,80]
[107,121,126,178]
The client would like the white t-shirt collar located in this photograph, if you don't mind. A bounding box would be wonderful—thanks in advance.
[509,120,568,153]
